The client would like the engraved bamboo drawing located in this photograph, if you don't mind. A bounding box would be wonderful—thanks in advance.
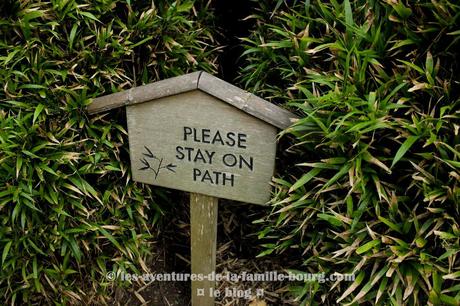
[139,146,177,179]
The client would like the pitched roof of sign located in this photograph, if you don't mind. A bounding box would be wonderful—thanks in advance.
[87,71,298,129]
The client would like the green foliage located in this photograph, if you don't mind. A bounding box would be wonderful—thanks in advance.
[239,0,460,304]
[0,0,218,304]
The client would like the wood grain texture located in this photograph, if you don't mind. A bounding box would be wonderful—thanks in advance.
[127,90,277,205]
[87,72,201,114]
[86,90,130,114]
[131,71,200,105]
[198,72,297,129]
[190,193,218,306]
[87,71,298,129]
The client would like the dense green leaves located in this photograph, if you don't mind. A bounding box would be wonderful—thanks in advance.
[239,0,460,305]
[1,0,459,304]
[0,0,219,304]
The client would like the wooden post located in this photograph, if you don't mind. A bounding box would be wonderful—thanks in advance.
[190,193,218,306]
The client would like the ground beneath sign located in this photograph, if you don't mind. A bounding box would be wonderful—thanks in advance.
[108,199,299,306]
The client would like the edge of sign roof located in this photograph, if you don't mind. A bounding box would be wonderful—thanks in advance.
[87,71,298,129]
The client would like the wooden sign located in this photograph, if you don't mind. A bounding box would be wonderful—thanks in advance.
[88,72,297,205]
[87,71,298,306]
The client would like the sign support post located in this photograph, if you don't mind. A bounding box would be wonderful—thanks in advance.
[190,193,218,306]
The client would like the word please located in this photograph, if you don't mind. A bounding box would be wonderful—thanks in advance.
[183,127,247,148]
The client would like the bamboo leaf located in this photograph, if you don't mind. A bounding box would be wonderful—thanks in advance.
[79,11,100,22]
[391,136,419,168]
[33,104,44,124]
[289,168,322,193]
[2,241,12,264]
[356,239,381,254]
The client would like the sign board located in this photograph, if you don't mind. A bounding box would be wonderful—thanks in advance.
[88,71,298,205]
[126,90,277,204]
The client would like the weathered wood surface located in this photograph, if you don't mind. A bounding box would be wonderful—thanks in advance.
[127,90,277,205]
[87,72,201,115]
[87,71,298,129]
[190,193,218,306]
[197,72,297,129]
